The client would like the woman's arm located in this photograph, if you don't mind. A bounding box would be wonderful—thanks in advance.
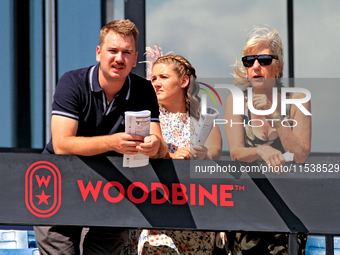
[225,93,261,162]
[204,125,223,160]
[273,92,311,163]
[166,147,191,159]
[192,125,223,160]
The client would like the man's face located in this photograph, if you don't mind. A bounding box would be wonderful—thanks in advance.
[96,31,138,83]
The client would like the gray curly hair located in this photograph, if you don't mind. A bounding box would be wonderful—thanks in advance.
[233,28,284,88]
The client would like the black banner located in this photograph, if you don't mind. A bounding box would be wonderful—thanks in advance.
[0,152,339,234]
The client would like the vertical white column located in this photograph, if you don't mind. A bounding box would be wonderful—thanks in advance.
[45,0,56,143]
[106,0,114,23]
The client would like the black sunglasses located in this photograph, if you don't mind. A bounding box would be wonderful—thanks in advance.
[242,54,278,67]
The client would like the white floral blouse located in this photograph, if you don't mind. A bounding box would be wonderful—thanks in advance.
[159,106,192,153]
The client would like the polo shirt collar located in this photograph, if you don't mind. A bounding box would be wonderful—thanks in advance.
[89,64,131,100]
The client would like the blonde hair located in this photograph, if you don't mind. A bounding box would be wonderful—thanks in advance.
[153,55,201,120]
[234,28,284,87]
[99,20,139,50]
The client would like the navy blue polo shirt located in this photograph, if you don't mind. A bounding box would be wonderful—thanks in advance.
[44,64,160,155]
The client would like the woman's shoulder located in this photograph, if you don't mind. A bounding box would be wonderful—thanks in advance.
[226,88,246,100]
[288,91,310,100]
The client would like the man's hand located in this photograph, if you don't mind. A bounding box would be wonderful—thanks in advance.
[143,122,168,159]
[137,134,161,157]
[111,133,144,155]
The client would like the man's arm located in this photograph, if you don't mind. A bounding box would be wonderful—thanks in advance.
[51,115,145,156]
[137,122,168,159]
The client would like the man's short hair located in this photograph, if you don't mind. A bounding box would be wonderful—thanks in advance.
[99,19,139,50]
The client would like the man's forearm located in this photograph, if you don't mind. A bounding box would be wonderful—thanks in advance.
[53,135,114,156]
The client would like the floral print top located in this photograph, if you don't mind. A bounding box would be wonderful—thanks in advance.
[159,106,193,153]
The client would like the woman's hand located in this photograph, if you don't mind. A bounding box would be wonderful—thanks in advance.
[191,145,209,160]
[257,145,285,173]
[173,147,191,159]
[252,94,279,118]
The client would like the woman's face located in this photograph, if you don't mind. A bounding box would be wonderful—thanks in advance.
[246,44,280,90]
[151,63,187,107]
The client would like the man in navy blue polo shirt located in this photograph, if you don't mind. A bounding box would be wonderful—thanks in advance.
[34,19,167,255]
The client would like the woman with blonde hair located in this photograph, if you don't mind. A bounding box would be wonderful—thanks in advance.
[225,27,310,255]
[151,54,222,160]
[226,27,311,168]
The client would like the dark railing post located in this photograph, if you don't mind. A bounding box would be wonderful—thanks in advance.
[13,0,31,148]
[124,0,146,78]
[101,0,107,28]
[101,0,114,27]
[289,233,298,255]
[326,235,334,255]
[287,0,294,87]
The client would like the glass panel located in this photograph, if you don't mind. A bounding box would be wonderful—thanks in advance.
[295,1,340,152]
[146,0,287,78]
[295,1,340,78]
[0,1,15,147]
[114,0,124,21]
[57,0,101,79]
